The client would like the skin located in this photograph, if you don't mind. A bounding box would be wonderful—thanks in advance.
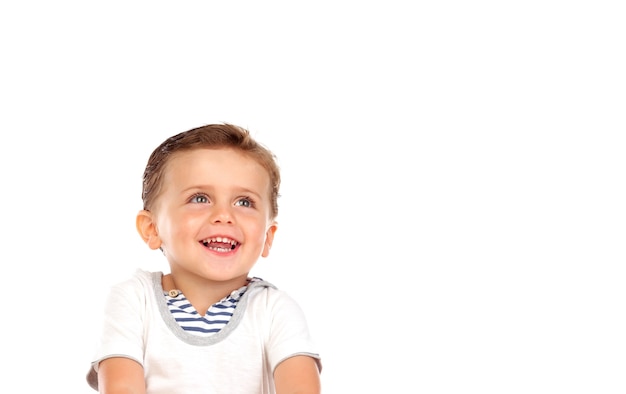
[98,148,320,394]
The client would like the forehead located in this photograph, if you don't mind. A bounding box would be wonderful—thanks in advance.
[163,148,271,191]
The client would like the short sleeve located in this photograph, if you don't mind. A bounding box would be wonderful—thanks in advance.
[264,291,322,373]
[86,277,147,390]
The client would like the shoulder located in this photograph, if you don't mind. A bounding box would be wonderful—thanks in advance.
[246,281,307,316]
[111,269,160,290]
[105,269,162,304]
[247,279,288,302]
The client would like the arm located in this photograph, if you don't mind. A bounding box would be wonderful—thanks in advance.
[97,357,146,394]
[274,355,321,394]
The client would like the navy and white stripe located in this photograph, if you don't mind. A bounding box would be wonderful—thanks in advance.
[165,278,261,336]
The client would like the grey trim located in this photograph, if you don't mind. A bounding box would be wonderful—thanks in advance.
[150,271,276,346]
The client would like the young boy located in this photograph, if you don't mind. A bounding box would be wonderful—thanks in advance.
[86,124,321,393]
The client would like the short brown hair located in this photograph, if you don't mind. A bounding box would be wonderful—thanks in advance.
[141,123,281,218]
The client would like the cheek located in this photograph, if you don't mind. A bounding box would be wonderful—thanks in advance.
[248,222,267,240]
[157,211,196,239]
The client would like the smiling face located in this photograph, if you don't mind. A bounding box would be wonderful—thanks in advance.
[137,147,277,288]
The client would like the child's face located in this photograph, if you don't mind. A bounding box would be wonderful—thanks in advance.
[148,147,277,284]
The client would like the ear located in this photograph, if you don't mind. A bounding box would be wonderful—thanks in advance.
[136,210,162,250]
[261,222,278,258]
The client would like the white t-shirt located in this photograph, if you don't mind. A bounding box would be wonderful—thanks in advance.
[87,269,321,393]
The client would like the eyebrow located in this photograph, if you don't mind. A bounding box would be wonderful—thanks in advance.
[181,185,265,199]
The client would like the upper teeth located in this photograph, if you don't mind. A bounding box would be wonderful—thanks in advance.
[203,237,237,245]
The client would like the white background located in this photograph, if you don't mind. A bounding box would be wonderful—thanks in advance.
[1,1,624,393]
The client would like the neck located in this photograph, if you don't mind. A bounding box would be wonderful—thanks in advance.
[162,272,249,315]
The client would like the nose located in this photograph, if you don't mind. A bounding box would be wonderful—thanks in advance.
[210,202,234,224]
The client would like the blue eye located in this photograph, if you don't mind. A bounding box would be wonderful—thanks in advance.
[190,194,209,204]
[235,198,253,208]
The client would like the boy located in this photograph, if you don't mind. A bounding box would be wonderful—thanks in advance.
[86,123,321,393]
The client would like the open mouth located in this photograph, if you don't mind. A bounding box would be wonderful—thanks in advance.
[200,236,239,252]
